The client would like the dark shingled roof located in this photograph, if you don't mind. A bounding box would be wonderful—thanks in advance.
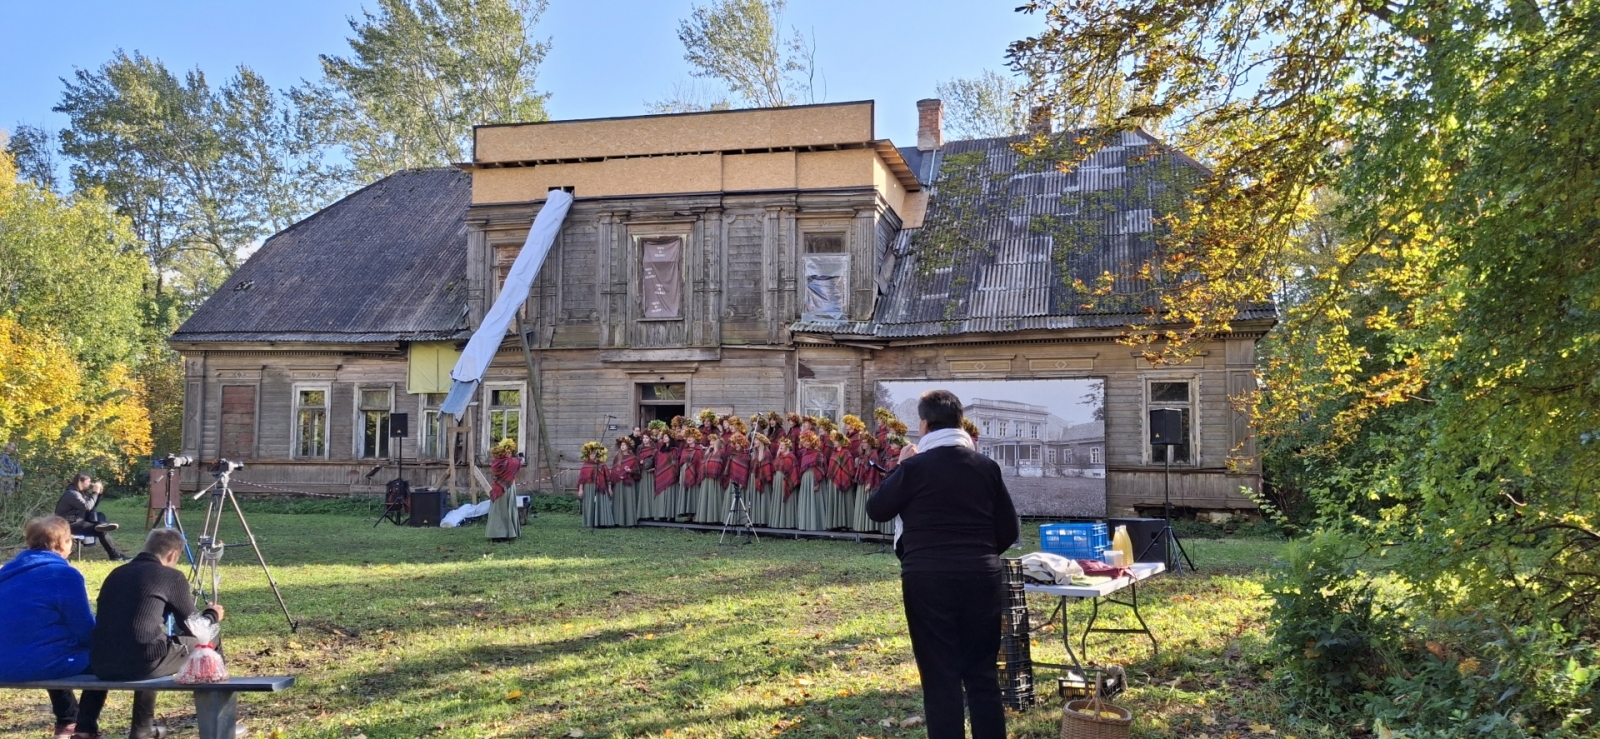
[172,168,472,344]
[803,130,1274,339]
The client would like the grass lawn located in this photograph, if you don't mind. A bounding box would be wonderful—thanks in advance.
[1,496,1341,739]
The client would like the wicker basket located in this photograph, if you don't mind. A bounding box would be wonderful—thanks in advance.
[1060,690,1132,739]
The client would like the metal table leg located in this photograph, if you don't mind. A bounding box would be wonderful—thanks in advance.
[1079,579,1159,659]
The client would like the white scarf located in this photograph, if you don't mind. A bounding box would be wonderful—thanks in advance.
[894,428,975,548]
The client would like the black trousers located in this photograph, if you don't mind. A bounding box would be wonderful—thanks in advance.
[80,635,204,738]
[47,687,105,732]
[901,570,1006,739]
[68,513,122,560]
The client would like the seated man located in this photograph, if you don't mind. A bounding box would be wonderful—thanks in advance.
[54,474,123,561]
[74,528,225,739]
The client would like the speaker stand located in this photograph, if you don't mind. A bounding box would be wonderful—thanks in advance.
[1138,445,1196,574]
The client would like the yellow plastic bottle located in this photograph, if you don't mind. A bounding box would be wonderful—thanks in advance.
[1112,525,1135,566]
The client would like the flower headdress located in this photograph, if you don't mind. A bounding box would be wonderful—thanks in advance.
[786,412,802,425]
[731,432,750,450]
[842,414,866,433]
[730,416,748,433]
[830,430,847,445]
[752,432,770,447]
[874,407,895,425]
[491,438,518,458]
[670,415,688,429]
[886,434,909,449]
[698,408,719,425]
[615,436,634,450]
[581,441,608,463]
[798,430,820,449]
[962,418,980,439]
[647,420,669,432]
[889,419,909,435]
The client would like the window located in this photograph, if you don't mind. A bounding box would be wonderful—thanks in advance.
[640,236,684,319]
[799,381,844,423]
[1147,379,1194,464]
[293,386,329,459]
[359,387,392,459]
[487,386,523,450]
[1048,448,1058,464]
[421,393,448,459]
[1090,447,1104,465]
[998,420,1009,437]
[982,419,992,436]
[1030,423,1040,439]
[802,233,848,319]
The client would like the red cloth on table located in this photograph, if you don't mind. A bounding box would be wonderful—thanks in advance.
[490,455,522,502]
[1076,559,1134,580]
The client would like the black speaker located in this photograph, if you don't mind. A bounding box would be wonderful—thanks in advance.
[1109,517,1168,563]
[1149,408,1183,445]
[409,488,444,527]
[390,412,410,438]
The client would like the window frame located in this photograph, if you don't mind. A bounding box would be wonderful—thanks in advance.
[799,229,851,321]
[797,380,846,423]
[354,385,395,460]
[291,382,332,460]
[1143,374,1200,466]
[419,392,449,460]
[634,233,690,322]
[483,382,527,454]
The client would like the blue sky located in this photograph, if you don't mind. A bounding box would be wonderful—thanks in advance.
[0,0,1043,151]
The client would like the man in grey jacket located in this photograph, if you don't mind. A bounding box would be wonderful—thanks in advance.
[55,474,124,561]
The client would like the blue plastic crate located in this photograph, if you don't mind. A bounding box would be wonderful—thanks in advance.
[1039,522,1109,560]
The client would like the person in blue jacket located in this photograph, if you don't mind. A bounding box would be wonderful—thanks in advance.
[0,516,105,739]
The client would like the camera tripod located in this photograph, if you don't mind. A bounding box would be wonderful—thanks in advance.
[719,483,759,545]
[190,463,297,631]
[153,458,195,566]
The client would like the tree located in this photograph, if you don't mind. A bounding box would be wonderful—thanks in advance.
[1010,0,1600,732]
[935,71,1025,140]
[302,0,552,180]
[652,0,817,112]
[3,124,58,191]
[0,150,146,370]
[55,51,341,316]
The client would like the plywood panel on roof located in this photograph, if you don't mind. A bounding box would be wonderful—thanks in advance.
[723,151,796,191]
[476,102,875,163]
[472,154,725,203]
[797,149,874,190]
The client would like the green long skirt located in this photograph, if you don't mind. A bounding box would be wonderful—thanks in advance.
[634,475,655,522]
[486,485,519,540]
[796,471,823,531]
[612,482,639,527]
[771,475,800,530]
[694,479,722,524]
[581,484,618,528]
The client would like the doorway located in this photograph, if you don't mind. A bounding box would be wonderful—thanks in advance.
[637,382,687,427]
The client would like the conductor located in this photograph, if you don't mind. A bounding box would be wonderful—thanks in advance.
[867,389,1018,739]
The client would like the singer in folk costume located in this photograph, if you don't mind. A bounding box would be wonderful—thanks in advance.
[610,436,641,527]
[487,439,522,542]
[578,442,615,528]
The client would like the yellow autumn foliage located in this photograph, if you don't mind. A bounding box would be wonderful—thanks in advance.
[0,316,151,479]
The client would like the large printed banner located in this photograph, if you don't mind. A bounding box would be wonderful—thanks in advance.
[875,378,1107,518]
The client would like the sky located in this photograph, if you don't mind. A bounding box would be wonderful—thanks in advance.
[0,0,1044,151]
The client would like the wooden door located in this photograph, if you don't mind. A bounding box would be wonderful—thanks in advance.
[219,385,257,459]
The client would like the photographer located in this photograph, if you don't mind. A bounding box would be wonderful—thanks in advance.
[866,390,1018,739]
[55,474,125,561]
[76,528,226,739]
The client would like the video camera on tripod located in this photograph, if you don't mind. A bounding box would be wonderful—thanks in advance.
[157,453,195,469]
[212,459,244,476]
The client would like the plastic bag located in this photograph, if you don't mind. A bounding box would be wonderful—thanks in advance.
[175,614,228,684]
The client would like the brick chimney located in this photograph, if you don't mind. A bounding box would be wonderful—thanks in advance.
[1027,105,1053,136]
[916,99,943,151]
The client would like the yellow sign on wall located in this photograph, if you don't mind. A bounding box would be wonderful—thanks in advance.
[408,342,462,394]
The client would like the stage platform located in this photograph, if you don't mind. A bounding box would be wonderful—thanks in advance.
[633,520,892,542]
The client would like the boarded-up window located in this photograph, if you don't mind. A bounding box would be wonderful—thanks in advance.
[802,255,848,319]
[219,385,256,459]
[640,236,683,319]
[799,381,844,422]
[494,244,521,292]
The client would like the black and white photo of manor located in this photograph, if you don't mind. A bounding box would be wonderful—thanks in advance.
[878,379,1107,517]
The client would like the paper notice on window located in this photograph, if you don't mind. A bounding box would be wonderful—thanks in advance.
[641,237,683,319]
[803,255,847,319]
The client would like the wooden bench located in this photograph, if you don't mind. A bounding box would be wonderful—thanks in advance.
[0,675,294,739]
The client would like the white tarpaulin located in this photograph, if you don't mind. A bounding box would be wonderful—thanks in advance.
[441,190,574,418]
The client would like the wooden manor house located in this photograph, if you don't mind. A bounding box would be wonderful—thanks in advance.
[169,100,1274,515]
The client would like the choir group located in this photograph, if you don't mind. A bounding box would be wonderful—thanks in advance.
[574,408,970,533]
